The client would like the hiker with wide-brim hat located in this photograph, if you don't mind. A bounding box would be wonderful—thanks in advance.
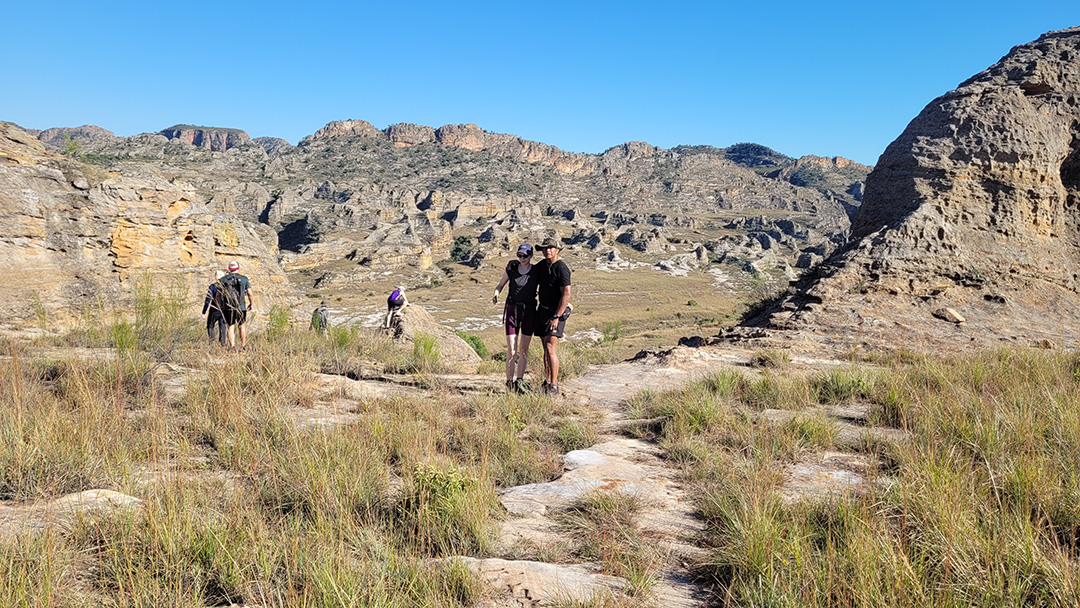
[532,237,572,396]
[492,242,539,393]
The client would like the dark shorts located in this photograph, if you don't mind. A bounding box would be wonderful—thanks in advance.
[223,308,247,327]
[504,302,536,336]
[533,307,567,339]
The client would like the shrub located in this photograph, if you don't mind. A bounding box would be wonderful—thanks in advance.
[455,330,489,359]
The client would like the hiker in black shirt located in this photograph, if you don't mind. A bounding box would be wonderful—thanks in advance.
[533,237,572,397]
[492,243,539,393]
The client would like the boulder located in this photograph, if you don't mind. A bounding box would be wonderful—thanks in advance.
[397,304,482,372]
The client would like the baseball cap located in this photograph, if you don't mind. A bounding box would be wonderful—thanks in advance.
[517,243,533,256]
[228,260,240,271]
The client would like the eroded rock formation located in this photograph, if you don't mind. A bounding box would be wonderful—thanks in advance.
[160,125,252,151]
[753,27,1080,350]
[0,122,295,333]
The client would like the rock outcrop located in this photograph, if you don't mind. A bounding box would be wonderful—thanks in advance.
[752,27,1080,350]
[0,122,295,333]
[36,125,117,149]
[160,125,252,151]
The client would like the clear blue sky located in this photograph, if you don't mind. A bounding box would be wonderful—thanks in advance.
[2,1,1076,165]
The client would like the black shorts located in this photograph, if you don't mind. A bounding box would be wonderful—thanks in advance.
[223,308,247,326]
[534,307,567,338]
[504,302,536,336]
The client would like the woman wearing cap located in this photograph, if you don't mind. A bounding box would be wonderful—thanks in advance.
[492,243,539,393]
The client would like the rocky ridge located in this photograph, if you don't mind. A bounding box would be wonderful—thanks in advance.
[36,118,869,299]
[751,26,1080,350]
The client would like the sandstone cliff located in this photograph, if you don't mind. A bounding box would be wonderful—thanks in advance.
[751,27,1080,350]
[160,125,252,151]
[0,122,295,333]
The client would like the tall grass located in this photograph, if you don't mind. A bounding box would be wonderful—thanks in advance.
[630,349,1080,607]
[0,308,600,605]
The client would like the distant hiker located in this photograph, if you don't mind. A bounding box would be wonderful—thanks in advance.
[220,260,255,351]
[310,300,331,336]
[384,287,408,330]
[534,237,572,396]
[492,243,539,393]
[202,270,227,346]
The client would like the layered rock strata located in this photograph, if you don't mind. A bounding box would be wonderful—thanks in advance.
[0,122,294,332]
[752,27,1080,350]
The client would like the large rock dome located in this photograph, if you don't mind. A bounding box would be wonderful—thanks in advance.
[754,27,1080,350]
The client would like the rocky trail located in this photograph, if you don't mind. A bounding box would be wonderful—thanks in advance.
[0,342,908,606]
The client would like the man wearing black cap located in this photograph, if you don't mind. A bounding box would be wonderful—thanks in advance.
[533,237,571,396]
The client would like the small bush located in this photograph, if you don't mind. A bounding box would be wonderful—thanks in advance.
[455,330,489,359]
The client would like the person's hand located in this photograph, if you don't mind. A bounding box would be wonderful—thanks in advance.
[491,294,498,304]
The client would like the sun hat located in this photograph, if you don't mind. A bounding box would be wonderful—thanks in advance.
[228,260,240,271]
[536,237,561,250]
[517,243,533,256]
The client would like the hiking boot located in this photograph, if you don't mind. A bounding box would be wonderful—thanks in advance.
[542,382,560,397]
[512,378,529,394]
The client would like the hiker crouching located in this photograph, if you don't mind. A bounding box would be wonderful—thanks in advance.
[220,260,255,352]
[534,237,571,397]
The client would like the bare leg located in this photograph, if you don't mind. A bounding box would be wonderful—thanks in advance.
[238,322,247,349]
[226,324,236,349]
[542,336,559,386]
[515,335,532,380]
[504,333,517,383]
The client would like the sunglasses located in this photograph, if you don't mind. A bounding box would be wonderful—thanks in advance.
[517,253,530,258]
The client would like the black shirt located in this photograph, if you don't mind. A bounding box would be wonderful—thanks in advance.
[535,259,571,311]
[505,260,539,305]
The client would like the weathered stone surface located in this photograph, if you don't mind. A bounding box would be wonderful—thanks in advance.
[396,304,482,372]
[0,489,141,539]
[753,27,1080,350]
[160,125,252,151]
[932,307,965,324]
[446,557,625,607]
[253,136,292,156]
[303,119,382,141]
[0,122,297,332]
[36,124,117,149]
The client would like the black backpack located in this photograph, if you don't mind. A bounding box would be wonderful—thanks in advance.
[219,274,244,315]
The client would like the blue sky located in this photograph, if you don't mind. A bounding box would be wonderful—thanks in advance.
[2,1,1076,165]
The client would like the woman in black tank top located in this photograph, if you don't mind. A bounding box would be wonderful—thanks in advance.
[492,243,539,392]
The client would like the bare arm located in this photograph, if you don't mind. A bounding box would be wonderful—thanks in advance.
[492,270,510,304]
[548,285,571,329]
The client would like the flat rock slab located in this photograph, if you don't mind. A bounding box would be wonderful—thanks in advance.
[563,346,747,410]
[500,439,678,518]
[781,451,876,504]
[448,557,625,607]
[0,489,141,539]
